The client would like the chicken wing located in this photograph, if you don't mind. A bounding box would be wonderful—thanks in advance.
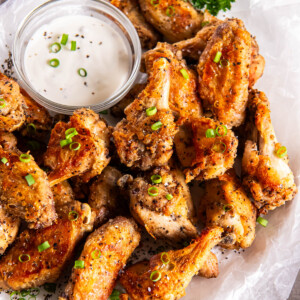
[120,226,223,300]
[44,108,110,186]
[60,217,141,300]
[0,73,25,132]
[139,0,203,43]
[0,200,94,290]
[52,180,75,206]
[113,57,178,170]
[109,0,160,49]
[199,170,256,249]
[0,132,17,151]
[242,90,297,214]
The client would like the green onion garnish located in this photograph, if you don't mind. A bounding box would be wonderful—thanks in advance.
[29,288,40,297]
[150,270,161,282]
[146,106,157,117]
[10,291,19,299]
[27,140,40,150]
[74,260,85,269]
[166,194,173,200]
[71,41,77,51]
[100,110,108,114]
[212,142,226,153]
[27,123,36,135]
[201,21,210,27]
[151,121,162,131]
[151,174,162,184]
[70,142,81,151]
[18,254,31,263]
[205,128,216,138]
[223,204,232,212]
[161,252,170,264]
[148,187,158,197]
[78,68,87,77]
[38,241,50,252]
[60,138,72,148]
[49,58,60,68]
[61,33,68,45]
[1,157,8,164]
[180,68,189,80]
[68,211,79,221]
[216,125,227,137]
[0,98,6,109]
[166,6,175,17]
[150,0,160,6]
[213,51,222,63]
[25,174,35,186]
[220,59,230,67]
[44,283,56,293]
[276,146,287,158]
[91,250,101,260]
[50,42,61,53]
[257,216,268,227]
[65,128,78,139]
[110,289,120,300]
[19,154,31,163]
[20,290,30,297]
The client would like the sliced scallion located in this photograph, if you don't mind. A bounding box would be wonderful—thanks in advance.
[110,289,120,300]
[212,142,226,153]
[205,128,215,138]
[0,98,6,109]
[18,254,31,263]
[25,174,35,186]
[257,216,268,227]
[166,194,173,200]
[166,6,175,17]
[68,211,79,221]
[213,51,222,63]
[65,128,78,139]
[71,41,77,51]
[29,288,40,297]
[38,241,50,252]
[161,252,170,264]
[151,174,162,184]
[220,59,230,67]
[60,138,72,148]
[61,33,69,45]
[150,0,160,6]
[216,125,227,137]
[50,42,61,53]
[180,68,189,80]
[1,157,8,164]
[74,260,85,269]
[276,146,287,158]
[44,283,56,293]
[150,270,161,282]
[91,250,101,260]
[151,121,162,131]
[146,106,157,117]
[19,153,31,163]
[78,68,87,77]
[70,142,81,151]
[49,58,60,68]
[148,187,158,197]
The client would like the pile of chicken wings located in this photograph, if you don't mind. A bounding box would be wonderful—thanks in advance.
[0,0,297,299]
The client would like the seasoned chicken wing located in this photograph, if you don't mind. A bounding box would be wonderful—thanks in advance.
[120,226,223,300]
[0,200,93,290]
[60,217,141,300]
[0,73,25,132]
[199,170,257,249]
[109,0,160,49]
[139,0,203,43]
[44,108,110,186]
[0,132,17,151]
[113,58,177,170]
[52,180,75,206]
[242,90,297,214]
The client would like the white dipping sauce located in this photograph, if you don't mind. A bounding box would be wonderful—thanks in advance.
[24,15,131,106]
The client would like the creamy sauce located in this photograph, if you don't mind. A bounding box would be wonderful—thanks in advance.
[24,15,132,106]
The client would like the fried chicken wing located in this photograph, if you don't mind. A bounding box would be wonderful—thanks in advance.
[0,73,25,132]
[109,0,160,49]
[0,200,94,290]
[52,181,75,206]
[242,90,297,214]
[44,108,110,186]
[120,226,223,300]
[60,217,141,300]
[0,132,17,151]
[199,170,256,249]
[113,58,177,170]
[139,0,203,43]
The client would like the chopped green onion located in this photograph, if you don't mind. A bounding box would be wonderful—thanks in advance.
[20,290,30,297]
[74,260,85,269]
[50,42,61,53]
[146,106,157,116]
[151,121,162,131]
[49,58,60,68]
[29,288,40,297]
[213,51,222,63]
[0,98,6,109]
[276,146,287,158]
[25,174,35,186]
[27,140,40,150]
[201,21,210,27]
[71,41,77,51]
[44,283,56,293]
[91,249,101,259]
[38,241,50,252]
[166,6,175,17]
[110,289,120,300]
[78,68,87,77]
[151,174,162,184]
[150,0,160,6]
[18,254,31,263]
[28,297,36,300]
[205,128,216,138]
[60,138,72,148]
[220,59,230,67]
[65,128,78,139]
[150,270,161,282]
[216,125,227,137]
[166,194,173,200]
[1,157,8,164]
[27,123,36,135]
[161,252,170,264]
[223,204,232,212]
[68,211,79,221]
[180,68,189,80]
[257,216,268,227]
[19,153,31,163]
[70,142,81,151]
[212,142,226,153]
[148,187,158,197]
[18,298,26,300]
[10,291,19,299]
[61,33,68,45]
[100,110,108,114]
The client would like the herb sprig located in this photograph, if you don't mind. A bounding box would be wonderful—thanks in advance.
[189,0,235,16]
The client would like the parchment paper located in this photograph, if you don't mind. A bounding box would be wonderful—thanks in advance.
[0,0,299,299]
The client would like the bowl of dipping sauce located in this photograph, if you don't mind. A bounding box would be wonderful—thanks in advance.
[13,0,141,114]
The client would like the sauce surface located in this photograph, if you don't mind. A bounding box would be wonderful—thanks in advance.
[24,15,131,106]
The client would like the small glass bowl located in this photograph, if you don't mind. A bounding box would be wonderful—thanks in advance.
[13,0,141,115]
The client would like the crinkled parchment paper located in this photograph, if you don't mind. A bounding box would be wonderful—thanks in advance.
[0,0,299,299]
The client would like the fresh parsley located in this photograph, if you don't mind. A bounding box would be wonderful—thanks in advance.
[189,0,236,16]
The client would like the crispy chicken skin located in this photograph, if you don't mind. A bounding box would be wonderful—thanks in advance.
[0,73,25,132]
[176,117,238,183]
[199,170,257,249]
[52,181,75,206]
[120,226,223,300]
[139,0,203,43]
[0,132,17,151]
[109,0,160,49]
[249,38,265,88]
[44,108,110,186]
[242,90,297,214]
[198,19,252,128]
[0,200,93,290]
[60,217,141,300]
[113,58,178,170]
[0,147,56,229]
